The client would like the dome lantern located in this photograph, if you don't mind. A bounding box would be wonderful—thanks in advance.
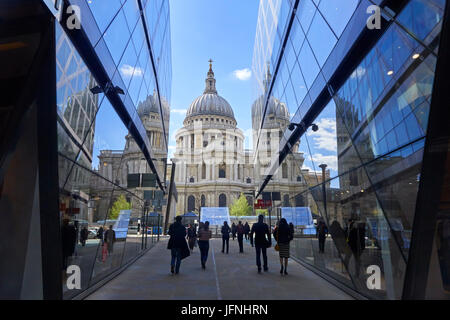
[184,60,235,123]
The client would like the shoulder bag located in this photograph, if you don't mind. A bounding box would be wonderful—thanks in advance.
[274,227,280,251]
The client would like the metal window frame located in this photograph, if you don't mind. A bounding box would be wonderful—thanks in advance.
[402,0,450,300]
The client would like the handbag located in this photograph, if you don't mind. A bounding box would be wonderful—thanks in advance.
[274,227,279,251]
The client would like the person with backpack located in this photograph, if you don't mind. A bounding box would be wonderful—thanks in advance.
[221,221,231,254]
[236,221,245,253]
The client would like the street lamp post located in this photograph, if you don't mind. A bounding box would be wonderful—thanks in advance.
[144,200,150,249]
[319,164,327,219]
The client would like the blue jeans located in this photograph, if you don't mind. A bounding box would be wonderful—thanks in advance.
[198,240,209,264]
[171,248,182,273]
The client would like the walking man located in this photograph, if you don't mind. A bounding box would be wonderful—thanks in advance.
[236,221,245,253]
[231,222,237,240]
[244,222,250,240]
[104,225,116,255]
[250,215,271,273]
[316,218,328,253]
[221,221,231,254]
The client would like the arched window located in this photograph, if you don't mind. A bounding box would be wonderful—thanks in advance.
[201,195,206,208]
[283,194,290,207]
[187,195,195,212]
[282,163,288,179]
[219,163,226,178]
[202,162,206,179]
[246,177,252,184]
[219,194,227,207]
[295,194,305,207]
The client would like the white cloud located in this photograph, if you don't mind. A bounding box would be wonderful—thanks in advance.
[308,118,337,152]
[171,109,187,115]
[310,153,338,171]
[120,64,143,77]
[233,68,252,81]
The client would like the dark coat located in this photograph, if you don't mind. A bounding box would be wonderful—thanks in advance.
[236,224,245,235]
[250,222,271,248]
[168,222,190,260]
[187,228,197,239]
[61,224,77,257]
[273,225,293,244]
[348,222,366,256]
[316,221,328,238]
[221,225,231,238]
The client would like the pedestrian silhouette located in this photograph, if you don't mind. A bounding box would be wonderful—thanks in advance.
[231,222,237,240]
[250,215,271,273]
[197,221,212,269]
[273,218,293,275]
[236,221,245,253]
[168,216,189,274]
[316,219,328,253]
[221,221,231,254]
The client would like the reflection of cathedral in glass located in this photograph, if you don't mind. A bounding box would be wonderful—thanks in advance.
[89,92,170,221]
[173,61,321,214]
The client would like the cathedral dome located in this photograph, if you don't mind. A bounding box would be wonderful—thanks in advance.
[185,60,235,121]
[137,92,170,118]
[187,93,234,119]
[251,64,290,130]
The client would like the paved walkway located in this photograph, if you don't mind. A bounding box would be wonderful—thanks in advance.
[86,238,353,300]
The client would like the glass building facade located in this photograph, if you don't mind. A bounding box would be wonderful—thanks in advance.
[252,0,450,299]
[0,0,174,299]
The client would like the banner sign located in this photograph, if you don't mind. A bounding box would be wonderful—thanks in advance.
[281,207,313,226]
[200,207,231,226]
[113,210,131,239]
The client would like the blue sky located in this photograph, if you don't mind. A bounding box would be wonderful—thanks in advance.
[168,0,260,158]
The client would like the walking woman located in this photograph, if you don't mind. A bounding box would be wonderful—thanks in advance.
[197,221,212,269]
[187,224,197,252]
[273,218,293,275]
[168,216,190,274]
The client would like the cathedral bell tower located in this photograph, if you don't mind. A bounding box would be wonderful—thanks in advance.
[204,59,217,94]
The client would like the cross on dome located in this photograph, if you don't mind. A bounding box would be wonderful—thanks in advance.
[204,58,217,94]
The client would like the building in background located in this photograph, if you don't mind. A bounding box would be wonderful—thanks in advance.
[173,61,321,216]
[0,0,173,299]
[252,0,450,300]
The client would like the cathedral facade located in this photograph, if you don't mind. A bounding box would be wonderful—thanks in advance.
[173,62,322,215]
